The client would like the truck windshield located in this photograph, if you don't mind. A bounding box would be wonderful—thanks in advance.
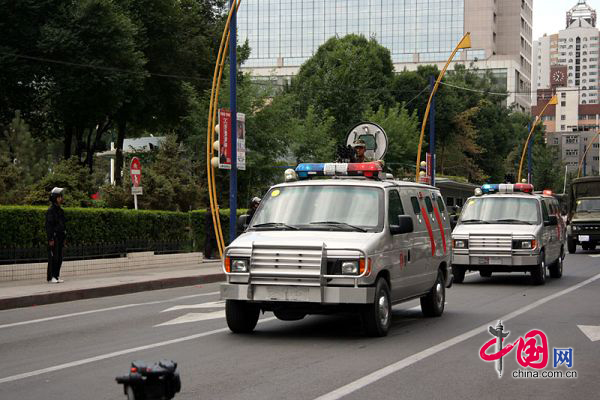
[459,197,540,225]
[576,198,600,212]
[249,185,383,232]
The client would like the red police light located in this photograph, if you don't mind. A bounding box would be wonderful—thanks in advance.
[543,189,553,196]
[514,183,534,193]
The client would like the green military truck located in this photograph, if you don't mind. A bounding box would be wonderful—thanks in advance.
[567,176,600,253]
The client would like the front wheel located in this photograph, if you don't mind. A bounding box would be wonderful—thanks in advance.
[453,266,466,283]
[531,253,546,285]
[567,237,577,254]
[420,271,445,317]
[361,278,392,337]
[225,300,260,333]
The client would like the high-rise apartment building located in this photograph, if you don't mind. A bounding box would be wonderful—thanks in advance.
[532,1,600,175]
[238,0,533,110]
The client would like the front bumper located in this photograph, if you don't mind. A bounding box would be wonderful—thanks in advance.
[568,233,600,243]
[452,253,539,267]
[220,283,375,304]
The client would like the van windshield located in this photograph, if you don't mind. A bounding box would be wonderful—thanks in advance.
[459,197,540,225]
[249,185,383,232]
[576,198,600,212]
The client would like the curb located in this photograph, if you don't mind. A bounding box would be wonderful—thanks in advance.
[0,273,225,311]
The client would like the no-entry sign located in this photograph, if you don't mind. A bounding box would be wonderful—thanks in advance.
[130,157,142,187]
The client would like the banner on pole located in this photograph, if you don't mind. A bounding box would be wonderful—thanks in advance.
[218,109,246,170]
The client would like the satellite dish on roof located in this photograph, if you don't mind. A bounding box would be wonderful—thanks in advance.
[345,122,388,161]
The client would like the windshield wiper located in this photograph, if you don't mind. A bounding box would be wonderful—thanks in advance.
[251,222,299,230]
[460,219,490,224]
[490,219,533,225]
[309,221,368,232]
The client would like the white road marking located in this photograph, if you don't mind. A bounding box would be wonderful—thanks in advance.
[0,292,220,330]
[314,272,600,400]
[161,301,225,312]
[0,317,276,384]
[589,254,600,258]
[155,311,226,326]
[578,325,600,342]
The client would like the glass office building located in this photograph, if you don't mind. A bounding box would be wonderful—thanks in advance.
[239,0,475,68]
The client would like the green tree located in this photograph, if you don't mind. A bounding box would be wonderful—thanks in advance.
[290,34,395,140]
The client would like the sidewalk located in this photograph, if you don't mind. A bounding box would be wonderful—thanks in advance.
[0,261,224,311]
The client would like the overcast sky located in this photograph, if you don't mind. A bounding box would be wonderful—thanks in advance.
[533,0,600,39]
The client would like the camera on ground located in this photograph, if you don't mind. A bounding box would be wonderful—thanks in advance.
[116,360,181,400]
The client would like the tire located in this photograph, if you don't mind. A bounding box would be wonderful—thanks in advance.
[567,237,577,254]
[273,310,306,321]
[479,271,492,278]
[549,251,563,279]
[361,278,392,337]
[531,253,546,285]
[420,271,445,317]
[225,300,260,333]
[453,266,466,283]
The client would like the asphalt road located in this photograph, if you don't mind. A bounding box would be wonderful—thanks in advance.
[1,252,599,400]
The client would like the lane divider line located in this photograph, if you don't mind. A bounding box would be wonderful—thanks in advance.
[0,317,276,385]
[313,272,600,400]
[0,292,220,330]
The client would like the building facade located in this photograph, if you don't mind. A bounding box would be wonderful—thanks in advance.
[238,0,533,110]
[533,1,600,175]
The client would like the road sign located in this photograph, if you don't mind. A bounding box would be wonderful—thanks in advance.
[131,186,143,195]
[130,157,142,187]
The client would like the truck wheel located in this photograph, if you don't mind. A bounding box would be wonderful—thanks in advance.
[361,278,392,337]
[531,253,546,285]
[479,271,492,278]
[452,266,466,283]
[273,310,306,321]
[225,300,259,333]
[567,237,576,254]
[420,271,445,317]
[549,251,563,279]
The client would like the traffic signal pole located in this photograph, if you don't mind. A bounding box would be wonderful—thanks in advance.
[229,0,238,243]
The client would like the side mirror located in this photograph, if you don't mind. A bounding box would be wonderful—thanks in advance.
[237,214,250,232]
[545,215,558,226]
[390,215,414,235]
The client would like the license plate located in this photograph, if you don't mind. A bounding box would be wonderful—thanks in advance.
[579,235,590,242]
[478,257,489,265]
[489,257,503,265]
[266,286,310,301]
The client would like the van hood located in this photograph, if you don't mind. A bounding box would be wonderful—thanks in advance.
[453,223,538,237]
[230,230,378,251]
[571,211,600,223]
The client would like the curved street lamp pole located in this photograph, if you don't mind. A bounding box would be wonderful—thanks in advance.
[517,95,558,183]
[577,132,600,178]
[415,33,471,183]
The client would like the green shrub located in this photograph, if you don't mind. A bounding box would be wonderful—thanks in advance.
[190,209,248,249]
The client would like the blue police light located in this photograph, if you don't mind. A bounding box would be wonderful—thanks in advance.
[295,163,325,178]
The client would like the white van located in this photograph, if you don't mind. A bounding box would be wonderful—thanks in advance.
[220,163,453,336]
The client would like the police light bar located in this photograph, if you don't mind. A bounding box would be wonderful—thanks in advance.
[543,189,553,196]
[295,162,382,179]
[481,183,534,194]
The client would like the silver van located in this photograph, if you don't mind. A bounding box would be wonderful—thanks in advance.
[451,184,566,285]
[220,167,453,336]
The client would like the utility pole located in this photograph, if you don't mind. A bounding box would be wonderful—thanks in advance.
[229,0,238,243]
[527,123,532,183]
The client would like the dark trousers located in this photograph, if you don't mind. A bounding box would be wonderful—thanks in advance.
[47,238,64,281]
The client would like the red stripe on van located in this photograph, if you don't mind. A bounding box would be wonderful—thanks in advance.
[433,207,447,254]
[421,206,436,256]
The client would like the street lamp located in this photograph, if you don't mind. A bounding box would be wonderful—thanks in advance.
[415,32,471,183]
[517,95,558,183]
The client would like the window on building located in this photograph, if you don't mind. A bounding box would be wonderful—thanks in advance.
[566,149,579,156]
[561,115,566,120]
[561,101,567,106]
[562,92,567,98]
[566,136,578,144]
[561,125,566,130]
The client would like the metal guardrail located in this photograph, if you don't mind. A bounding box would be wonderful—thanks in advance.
[0,240,193,265]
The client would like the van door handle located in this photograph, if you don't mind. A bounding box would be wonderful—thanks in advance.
[407,250,411,262]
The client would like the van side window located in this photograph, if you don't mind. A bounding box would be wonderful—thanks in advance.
[436,196,446,212]
[410,197,421,214]
[388,190,405,225]
[424,197,434,213]
[541,201,550,222]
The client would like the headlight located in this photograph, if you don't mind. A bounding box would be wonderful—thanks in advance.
[453,239,468,249]
[341,261,359,275]
[225,257,249,273]
[512,239,537,250]
[572,225,580,231]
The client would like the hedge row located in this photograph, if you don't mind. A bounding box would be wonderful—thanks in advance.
[1,206,247,249]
